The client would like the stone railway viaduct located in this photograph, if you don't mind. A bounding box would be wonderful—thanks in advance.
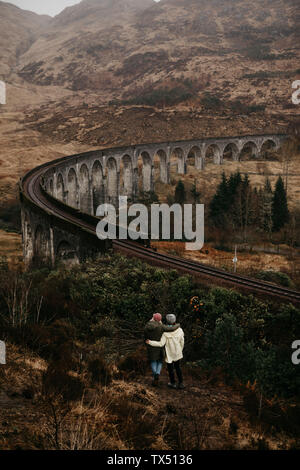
[20,133,286,267]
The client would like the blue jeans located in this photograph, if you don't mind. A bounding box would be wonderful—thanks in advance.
[150,360,163,377]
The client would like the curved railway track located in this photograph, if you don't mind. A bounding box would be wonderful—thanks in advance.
[21,159,300,305]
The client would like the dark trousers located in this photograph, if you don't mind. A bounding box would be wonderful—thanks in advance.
[167,360,183,384]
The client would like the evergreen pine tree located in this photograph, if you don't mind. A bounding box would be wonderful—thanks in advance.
[260,178,273,235]
[230,172,243,230]
[241,173,251,221]
[175,180,186,204]
[190,180,201,203]
[228,171,242,206]
[230,173,256,241]
[209,172,229,226]
[264,177,272,194]
[252,187,261,227]
[228,170,242,190]
[272,176,289,231]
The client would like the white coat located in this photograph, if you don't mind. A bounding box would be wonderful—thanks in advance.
[148,327,184,363]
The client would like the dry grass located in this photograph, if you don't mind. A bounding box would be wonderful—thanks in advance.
[152,241,297,277]
[0,343,298,450]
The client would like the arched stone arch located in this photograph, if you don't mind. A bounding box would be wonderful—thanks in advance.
[56,173,65,202]
[56,240,79,265]
[205,144,221,164]
[79,163,90,213]
[67,168,78,209]
[91,160,104,215]
[153,149,168,184]
[120,154,133,198]
[107,157,118,204]
[260,139,277,159]
[240,141,259,161]
[186,146,201,172]
[223,142,239,161]
[48,178,54,196]
[34,225,50,264]
[137,151,152,194]
[170,147,185,175]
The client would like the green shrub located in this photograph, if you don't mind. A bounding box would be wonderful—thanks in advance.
[256,270,294,288]
[245,44,276,60]
[255,346,300,398]
[2,255,299,399]
[185,288,300,397]
[122,87,193,107]
[197,313,258,383]
[201,93,222,109]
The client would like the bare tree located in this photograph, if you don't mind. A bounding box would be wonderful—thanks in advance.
[0,271,43,327]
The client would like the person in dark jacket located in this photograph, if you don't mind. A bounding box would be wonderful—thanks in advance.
[144,312,180,386]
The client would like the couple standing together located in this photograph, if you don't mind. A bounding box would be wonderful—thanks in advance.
[144,313,185,389]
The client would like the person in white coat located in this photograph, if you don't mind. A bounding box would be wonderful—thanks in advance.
[0,340,5,365]
[146,314,185,389]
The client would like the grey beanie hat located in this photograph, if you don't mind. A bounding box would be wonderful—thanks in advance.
[166,314,176,325]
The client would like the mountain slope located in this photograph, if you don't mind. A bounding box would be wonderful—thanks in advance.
[16,0,300,113]
[0,1,50,78]
[53,0,154,27]
[18,0,154,92]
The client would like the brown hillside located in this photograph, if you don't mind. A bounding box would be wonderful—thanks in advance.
[16,0,300,115]
[0,1,50,78]
[0,342,297,450]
